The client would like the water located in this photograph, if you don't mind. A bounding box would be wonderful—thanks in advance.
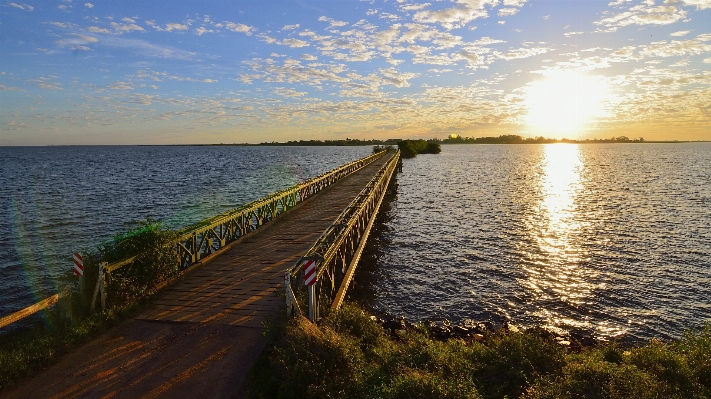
[373,143,711,342]
[0,145,372,319]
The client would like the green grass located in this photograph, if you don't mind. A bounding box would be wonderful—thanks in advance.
[249,304,711,399]
[0,220,180,392]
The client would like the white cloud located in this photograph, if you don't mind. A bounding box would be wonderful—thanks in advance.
[301,54,318,60]
[283,24,300,30]
[564,31,584,37]
[680,0,711,10]
[400,3,431,11]
[503,0,527,6]
[498,8,520,16]
[274,87,307,97]
[703,57,711,63]
[318,16,349,28]
[110,22,145,34]
[165,23,188,32]
[282,38,310,48]
[225,22,253,35]
[195,27,213,36]
[595,4,687,28]
[9,2,33,11]
[498,20,506,24]
[84,3,93,8]
[670,30,691,37]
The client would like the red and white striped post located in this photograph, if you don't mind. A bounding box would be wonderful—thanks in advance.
[73,253,84,292]
[304,259,318,321]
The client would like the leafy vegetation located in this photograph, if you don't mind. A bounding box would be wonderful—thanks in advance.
[0,220,180,391]
[397,139,442,158]
[249,304,711,399]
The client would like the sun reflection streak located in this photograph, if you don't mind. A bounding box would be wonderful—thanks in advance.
[521,144,624,338]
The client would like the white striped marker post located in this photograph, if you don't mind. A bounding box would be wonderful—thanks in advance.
[73,253,84,276]
[304,259,317,321]
[73,253,84,293]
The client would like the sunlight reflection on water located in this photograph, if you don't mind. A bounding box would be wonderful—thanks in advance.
[374,143,711,342]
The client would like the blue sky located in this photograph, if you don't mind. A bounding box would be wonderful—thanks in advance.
[1,0,710,145]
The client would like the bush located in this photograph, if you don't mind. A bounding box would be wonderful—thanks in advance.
[397,140,441,158]
[251,305,711,399]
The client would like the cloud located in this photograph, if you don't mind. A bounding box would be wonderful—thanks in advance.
[703,57,711,63]
[318,16,349,28]
[379,67,419,87]
[680,0,711,10]
[282,38,310,48]
[400,3,431,11]
[301,54,317,60]
[595,4,687,28]
[109,22,146,34]
[8,2,33,11]
[503,0,527,6]
[498,8,520,16]
[100,36,198,60]
[670,30,691,37]
[195,27,213,36]
[283,24,300,30]
[564,31,584,37]
[225,22,254,35]
[165,23,188,32]
[274,87,308,97]
[84,3,93,8]
[0,84,23,91]
[413,2,493,30]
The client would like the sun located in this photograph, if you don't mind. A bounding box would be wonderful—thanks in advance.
[523,71,610,137]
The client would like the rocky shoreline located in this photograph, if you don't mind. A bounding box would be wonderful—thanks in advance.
[374,314,600,351]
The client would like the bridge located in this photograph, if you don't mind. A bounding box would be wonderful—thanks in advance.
[3,149,400,399]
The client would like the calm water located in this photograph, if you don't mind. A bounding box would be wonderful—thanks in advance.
[373,143,711,341]
[0,146,371,319]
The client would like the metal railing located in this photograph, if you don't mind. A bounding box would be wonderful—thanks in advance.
[88,150,387,311]
[0,151,387,328]
[285,150,401,321]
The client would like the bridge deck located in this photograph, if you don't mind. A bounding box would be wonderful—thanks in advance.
[5,154,393,399]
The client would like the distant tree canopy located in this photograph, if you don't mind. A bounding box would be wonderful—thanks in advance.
[397,139,442,158]
[442,134,646,144]
[258,135,650,147]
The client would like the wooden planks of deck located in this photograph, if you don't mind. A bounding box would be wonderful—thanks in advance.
[3,153,393,399]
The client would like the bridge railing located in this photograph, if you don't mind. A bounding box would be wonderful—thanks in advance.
[87,150,388,311]
[0,150,388,328]
[285,150,401,321]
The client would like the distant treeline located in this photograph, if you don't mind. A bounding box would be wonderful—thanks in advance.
[440,134,648,144]
[257,135,658,147]
[260,138,402,146]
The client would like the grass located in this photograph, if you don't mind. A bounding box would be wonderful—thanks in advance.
[0,220,180,392]
[248,303,711,399]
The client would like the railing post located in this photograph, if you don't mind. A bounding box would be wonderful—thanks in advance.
[285,272,293,319]
[308,284,316,322]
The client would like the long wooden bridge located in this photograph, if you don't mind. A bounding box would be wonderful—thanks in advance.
[3,149,400,399]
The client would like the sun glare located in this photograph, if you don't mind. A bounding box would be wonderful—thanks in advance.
[524,71,610,137]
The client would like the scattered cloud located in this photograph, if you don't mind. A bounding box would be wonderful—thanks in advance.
[8,2,33,11]
[84,3,93,8]
[283,24,300,30]
[225,22,254,35]
[595,3,687,28]
[670,30,691,37]
[498,8,520,16]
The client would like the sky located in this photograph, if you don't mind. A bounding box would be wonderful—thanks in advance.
[0,0,710,145]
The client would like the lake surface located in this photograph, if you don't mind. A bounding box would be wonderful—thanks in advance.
[372,143,711,341]
[2,144,709,342]
[0,145,372,321]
